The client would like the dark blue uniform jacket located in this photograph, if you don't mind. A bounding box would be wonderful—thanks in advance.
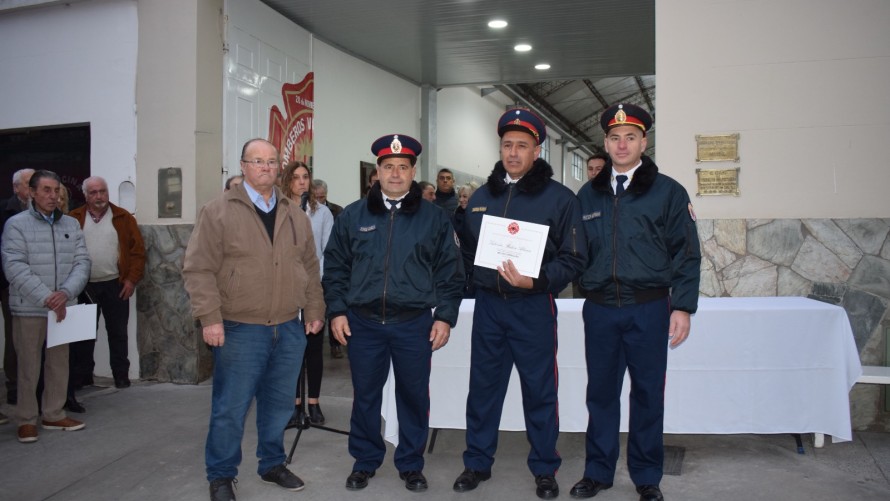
[460,158,586,295]
[323,181,464,326]
[577,156,701,313]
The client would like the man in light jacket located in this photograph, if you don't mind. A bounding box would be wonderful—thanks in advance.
[1,170,90,444]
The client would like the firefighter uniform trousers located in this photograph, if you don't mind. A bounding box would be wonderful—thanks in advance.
[463,289,562,476]
[346,309,434,473]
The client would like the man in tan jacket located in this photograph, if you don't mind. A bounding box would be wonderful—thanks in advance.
[183,138,325,501]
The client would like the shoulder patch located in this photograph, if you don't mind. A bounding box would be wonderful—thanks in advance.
[687,203,697,222]
[453,230,460,248]
[358,225,376,232]
[471,206,487,213]
[582,211,601,221]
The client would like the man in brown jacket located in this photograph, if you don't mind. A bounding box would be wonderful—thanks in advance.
[68,176,146,396]
[183,138,325,501]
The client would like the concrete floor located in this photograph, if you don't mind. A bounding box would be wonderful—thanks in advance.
[1,351,889,501]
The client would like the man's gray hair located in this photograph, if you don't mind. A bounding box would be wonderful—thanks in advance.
[12,168,35,187]
[312,179,329,191]
[82,176,107,194]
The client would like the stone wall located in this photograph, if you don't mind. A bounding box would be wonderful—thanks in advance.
[134,218,890,429]
[699,218,890,431]
[136,224,212,384]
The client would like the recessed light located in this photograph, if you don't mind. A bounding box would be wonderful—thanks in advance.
[488,20,508,29]
[514,44,532,52]
[535,63,551,70]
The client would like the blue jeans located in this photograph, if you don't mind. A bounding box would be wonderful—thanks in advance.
[205,317,306,481]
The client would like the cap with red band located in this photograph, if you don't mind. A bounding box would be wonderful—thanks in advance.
[371,134,423,162]
[497,108,547,145]
[600,103,652,134]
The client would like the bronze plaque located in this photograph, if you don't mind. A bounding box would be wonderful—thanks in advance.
[696,167,740,196]
[696,133,740,162]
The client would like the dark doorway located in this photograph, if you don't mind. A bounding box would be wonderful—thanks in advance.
[0,124,91,211]
[360,161,376,199]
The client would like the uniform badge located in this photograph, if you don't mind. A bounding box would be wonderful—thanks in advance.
[688,203,697,222]
[390,135,402,154]
[615,104,627,124]
[471,206,487,213]
[582,211,601,221]
[359,225,377,232]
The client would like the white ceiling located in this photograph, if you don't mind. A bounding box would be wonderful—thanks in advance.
[260,0,657,156]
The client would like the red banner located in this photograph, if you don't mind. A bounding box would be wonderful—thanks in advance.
[268,71,314,167]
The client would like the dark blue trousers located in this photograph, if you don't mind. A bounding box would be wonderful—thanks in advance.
[463,290,561,476]
[346,309,433,473]
[582,297,670,487]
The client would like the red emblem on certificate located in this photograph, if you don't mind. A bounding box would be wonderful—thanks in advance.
[507,222,519,234]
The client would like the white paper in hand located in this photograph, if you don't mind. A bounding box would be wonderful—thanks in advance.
[47,304,98,348]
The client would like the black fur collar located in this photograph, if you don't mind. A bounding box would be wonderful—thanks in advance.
[590,155,659,195]
[367,180,423,215]
[485,158,554,197]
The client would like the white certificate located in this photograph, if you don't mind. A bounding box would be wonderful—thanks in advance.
[47,304,97,348]
[474,215,548,278]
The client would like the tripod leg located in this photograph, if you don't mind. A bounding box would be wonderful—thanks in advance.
[287,427,305,464]
[791,433,805,454]
[427,428,439,454]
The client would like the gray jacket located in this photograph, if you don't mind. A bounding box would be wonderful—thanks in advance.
[1,204,90,317]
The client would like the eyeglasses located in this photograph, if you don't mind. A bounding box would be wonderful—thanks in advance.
[241,159,280,169]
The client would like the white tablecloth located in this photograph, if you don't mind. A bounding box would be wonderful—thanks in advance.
[383,297,862,445]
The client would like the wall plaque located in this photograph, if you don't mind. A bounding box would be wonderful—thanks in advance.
[696,167,740,196]
[696,133,739,162]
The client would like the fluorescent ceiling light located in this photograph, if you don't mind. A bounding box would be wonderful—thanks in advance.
[535,63,551,70]
[488,20,508,28]
[514,44,532,52]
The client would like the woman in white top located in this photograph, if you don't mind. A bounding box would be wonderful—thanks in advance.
[280,161,334,426]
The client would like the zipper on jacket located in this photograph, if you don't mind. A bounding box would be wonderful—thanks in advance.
[611,195,621,307]
[496,184,516,294]
[572,227,577,257]
[381,208,397,323]
[50,219,60,291]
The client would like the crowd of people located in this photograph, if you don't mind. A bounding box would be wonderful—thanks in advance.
[186,104,699,501]
[1,102,700,501]
[0,170,145,441]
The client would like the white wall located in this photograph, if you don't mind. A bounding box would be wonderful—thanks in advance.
[0,0,139,380]
[657,0,890,218]
[436,86,502,179]
[313,41,421,205]
[0,0,138,200]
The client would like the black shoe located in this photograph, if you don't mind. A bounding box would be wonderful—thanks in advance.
[535,474,559,499]
[331,345,344,359]
[65,396,86,413]
[209,477,237,501]
[114,377,131,389]
[570,478,612,498]
[637,484,664,501]
[286,406,306,429]
[345,470,374,490]
[399,470,428,492]
[307,403,325,425]
[260,464,304,491]
[453,468,491,492]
